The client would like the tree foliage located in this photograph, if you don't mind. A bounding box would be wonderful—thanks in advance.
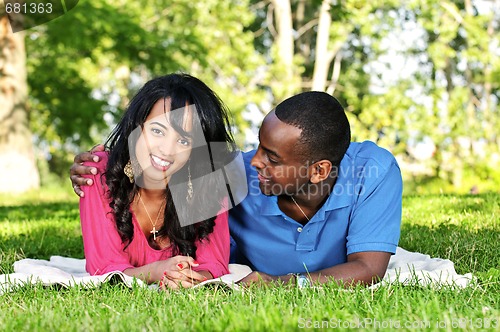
[396,0,500,187]
[247,0,499,189]
[9,0,499,191]
[27,0,265,148]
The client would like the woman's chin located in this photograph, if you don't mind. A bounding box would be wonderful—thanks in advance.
[137,174,169,189]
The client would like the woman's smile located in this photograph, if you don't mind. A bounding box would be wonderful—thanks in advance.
[150,154,173,172]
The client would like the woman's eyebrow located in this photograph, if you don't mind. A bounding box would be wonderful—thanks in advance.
[149,121,168,130]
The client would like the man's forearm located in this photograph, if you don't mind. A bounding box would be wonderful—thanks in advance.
[297,251,391,287]
[243,251,391,287]
[306,261,385,286]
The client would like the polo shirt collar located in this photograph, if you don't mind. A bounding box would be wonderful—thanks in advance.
[260,195,281,216]
[258,167,353,220]
[321,152,355,213]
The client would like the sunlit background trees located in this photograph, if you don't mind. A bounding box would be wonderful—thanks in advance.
[1,0,499,194]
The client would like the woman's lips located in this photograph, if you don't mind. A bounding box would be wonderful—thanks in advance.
[150,154,173,172]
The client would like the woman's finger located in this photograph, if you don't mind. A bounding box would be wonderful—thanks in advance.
[165,268,204,284]
[162,275,195,290]
[175,257,199,272]
[162,276,179,291]
[178,268,206,283]
[179,279,197,288]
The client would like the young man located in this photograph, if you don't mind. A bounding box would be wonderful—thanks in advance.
[71,91,402,287]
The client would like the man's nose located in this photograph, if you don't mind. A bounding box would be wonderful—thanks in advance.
[250,149,265,169]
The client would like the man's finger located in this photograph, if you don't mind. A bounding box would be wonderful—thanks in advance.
[70,174,94,197]
[70,174,94,187]
[73,151,100,164]
[90,144,105,153]
[70,164,97,177]
[72,184,84,198]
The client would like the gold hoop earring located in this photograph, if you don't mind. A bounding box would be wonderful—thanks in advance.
[124,160,134,183]
[186,164,193,201]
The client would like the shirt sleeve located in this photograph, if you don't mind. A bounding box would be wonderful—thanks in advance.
[193,209,230,278]
[346,161,403,255]
[79,156,135,275]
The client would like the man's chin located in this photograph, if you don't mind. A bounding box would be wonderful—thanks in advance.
[258,183,277,196]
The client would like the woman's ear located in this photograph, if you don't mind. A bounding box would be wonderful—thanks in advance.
[309,160,333,184]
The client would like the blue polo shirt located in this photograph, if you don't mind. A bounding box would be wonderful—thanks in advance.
[228,141,402,275]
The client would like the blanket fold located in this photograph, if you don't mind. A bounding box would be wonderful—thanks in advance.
[373,247,474,288]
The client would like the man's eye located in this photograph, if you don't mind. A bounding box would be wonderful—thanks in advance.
[268,156,278,164]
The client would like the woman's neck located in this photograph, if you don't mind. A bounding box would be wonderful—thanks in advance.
[137,188,166,202]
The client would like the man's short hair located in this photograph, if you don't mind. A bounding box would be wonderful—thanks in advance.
[274,91,351,168]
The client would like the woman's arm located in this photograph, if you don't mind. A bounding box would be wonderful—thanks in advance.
[192,210,231,279]
[79,154,137,275]
[80,171,207,287]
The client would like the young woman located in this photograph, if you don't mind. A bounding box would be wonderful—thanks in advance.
[80,73,235,290]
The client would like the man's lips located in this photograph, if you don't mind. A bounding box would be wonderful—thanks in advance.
[257,173,270,183]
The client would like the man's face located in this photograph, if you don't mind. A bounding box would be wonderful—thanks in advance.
[250,111,311,196]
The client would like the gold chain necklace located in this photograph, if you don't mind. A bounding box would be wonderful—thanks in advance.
[138,193,165,241]
[290,195,310,222]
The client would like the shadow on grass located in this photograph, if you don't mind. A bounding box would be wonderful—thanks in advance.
[399,223,499,275]
[0,201,79,222]
[0,201,84,274]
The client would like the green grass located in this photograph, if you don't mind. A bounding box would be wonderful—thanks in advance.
[1,189,499,331]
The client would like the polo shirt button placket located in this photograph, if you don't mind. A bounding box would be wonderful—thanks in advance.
[297,227,303,233]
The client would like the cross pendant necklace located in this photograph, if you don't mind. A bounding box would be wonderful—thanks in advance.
[150,226,158,240]
[139,193,164,241]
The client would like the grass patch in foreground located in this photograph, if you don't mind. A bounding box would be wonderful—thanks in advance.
[1,281,498,331]
[0,189,499,331]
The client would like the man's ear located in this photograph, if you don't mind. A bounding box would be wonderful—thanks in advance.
[309,160,333,184]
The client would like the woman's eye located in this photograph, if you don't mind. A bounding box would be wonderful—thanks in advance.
[151,128,164,136]
[178,138,191,146]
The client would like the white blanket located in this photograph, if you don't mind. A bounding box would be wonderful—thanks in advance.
[0,247,474,294]
[371,247,474,289]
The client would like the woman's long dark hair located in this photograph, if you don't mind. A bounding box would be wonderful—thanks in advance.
[104,73,235,257]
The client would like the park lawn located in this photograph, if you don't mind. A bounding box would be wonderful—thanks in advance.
[0,189,498,331]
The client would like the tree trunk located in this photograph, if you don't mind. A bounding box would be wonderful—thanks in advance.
[0,16,40,193]
[311,0,334,91]
[271,0,296,99]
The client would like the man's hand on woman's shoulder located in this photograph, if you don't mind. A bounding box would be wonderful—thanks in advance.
[70,144,105,197]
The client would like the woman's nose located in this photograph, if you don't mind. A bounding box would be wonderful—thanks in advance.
[157,136,176,156]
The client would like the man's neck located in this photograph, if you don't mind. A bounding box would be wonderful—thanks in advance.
[297,176,336,209]
[279,176,337,224]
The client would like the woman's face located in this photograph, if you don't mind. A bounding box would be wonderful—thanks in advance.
[134,98,193,189]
